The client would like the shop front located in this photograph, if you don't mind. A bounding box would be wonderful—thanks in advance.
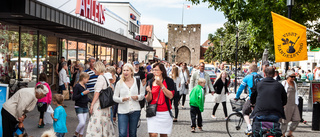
[0,0,152,90]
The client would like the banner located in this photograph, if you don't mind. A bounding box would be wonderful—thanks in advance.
[0,84,9,136]
[312,82,320,103]
[271,12,308,62]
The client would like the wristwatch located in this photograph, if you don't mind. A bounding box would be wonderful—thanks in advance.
[161,86,165,90]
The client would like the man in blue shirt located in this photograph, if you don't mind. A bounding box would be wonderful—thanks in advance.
[235,63,262,134]
[307,70,314,81]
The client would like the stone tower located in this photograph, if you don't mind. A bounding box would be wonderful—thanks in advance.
[167,24,201,65]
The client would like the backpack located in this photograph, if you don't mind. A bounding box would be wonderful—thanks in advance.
[250,74,263,94]
[136,78,146,109]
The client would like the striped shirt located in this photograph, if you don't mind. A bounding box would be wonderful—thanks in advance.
[84,68,98,93]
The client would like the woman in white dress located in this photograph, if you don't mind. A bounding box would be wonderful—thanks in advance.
[86,61,115,137]
[211,71,229,119]
[179,63,190,108]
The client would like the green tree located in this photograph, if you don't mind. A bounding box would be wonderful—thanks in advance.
[189,0,320,58]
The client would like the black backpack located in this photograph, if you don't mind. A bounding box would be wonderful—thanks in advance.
[250,74,263,94]
[136,78,146,109]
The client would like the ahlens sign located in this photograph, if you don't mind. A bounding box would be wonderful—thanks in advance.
[75,0,105,24]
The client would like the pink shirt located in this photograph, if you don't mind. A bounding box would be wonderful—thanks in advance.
[36,82,52,104]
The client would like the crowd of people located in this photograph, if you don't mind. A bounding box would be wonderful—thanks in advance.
[1,57,308,137]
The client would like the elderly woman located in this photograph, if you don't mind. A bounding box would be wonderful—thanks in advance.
[1,84,49,136]
[113,63,145,137]
[145,63,175,137]
[281,70,300,137]
[86,61,115,137]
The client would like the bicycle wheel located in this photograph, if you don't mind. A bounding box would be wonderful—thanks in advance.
[226,112,247,137]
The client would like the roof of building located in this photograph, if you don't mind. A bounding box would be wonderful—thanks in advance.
[140,25,153,38]
[152,35,163,48]
[202,40,214,47]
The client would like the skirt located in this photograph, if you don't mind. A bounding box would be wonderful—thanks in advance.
[147,111,173,134]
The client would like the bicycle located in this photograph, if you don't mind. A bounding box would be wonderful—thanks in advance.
[226,97,250,137]
[226,97,282,137]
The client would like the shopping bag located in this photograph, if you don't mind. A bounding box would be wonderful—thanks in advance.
[43,105,54,124]
[63,90,69,100]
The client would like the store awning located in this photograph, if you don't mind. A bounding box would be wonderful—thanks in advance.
[0,0,153,51]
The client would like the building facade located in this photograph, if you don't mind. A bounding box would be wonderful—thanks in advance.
[167,24,201,65]
[0,0,152,90]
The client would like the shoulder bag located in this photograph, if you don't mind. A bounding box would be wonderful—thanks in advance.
[99,76,116,109]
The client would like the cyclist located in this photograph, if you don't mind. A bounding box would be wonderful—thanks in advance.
[250,67,287,134]
[234,63,262,134]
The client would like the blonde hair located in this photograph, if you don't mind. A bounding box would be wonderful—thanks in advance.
[79,72,89,82]
[94,61,106,74]
[171,66,179,80]
[198,78,206,85]
[41,129,56,137]
[120,63,134,82]
[106,66,116,74]
[249,63,258,72]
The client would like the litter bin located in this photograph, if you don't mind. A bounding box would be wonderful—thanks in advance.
[312,102,320,130]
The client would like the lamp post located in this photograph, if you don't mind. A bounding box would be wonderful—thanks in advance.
[235,28,239,93]
[220,41,223,64]
[286,0,294,72]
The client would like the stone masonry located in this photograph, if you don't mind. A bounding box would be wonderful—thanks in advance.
[168,24,201,65]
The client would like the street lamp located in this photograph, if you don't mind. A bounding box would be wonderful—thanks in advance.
[220,40,223,64]
[285,0,294,72]
[235,28,239,93]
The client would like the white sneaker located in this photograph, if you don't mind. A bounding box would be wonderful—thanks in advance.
[245,128,252,135]
[211,115,217,119]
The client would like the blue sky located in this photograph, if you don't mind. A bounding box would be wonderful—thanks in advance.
[122,0,227,44]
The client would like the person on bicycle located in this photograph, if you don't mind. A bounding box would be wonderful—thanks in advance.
[235,63,262,134]
[250,67,287,128]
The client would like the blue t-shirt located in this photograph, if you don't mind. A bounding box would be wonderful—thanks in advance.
[147,65,152,72]
[53,106,68,133]
[308,73,314,80]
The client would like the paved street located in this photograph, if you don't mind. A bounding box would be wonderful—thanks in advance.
[24,92,320,137]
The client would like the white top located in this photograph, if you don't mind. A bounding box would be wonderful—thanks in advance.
[179,70,189,84]
[94,75,111,93]
[173,77,182,91]
[113,77,145,114]
[316,70,320,80]
[59,69,68,86]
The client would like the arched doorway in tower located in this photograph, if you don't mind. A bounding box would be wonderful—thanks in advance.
[176,46,191,64]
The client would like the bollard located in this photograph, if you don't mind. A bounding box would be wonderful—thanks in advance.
[298,96,304,122]
[312,102,320,130]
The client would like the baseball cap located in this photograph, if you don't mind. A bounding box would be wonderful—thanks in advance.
[134,61,139,65]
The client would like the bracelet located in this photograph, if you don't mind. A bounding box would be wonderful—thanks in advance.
[81,92,84,96]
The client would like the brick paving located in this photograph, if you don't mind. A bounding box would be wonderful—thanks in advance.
[23,93,320,137]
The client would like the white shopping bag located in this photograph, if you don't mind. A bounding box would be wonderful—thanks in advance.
[43,105,54,124]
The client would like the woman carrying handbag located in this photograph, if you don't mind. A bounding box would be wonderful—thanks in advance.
[86,61,115,137]
[145,63,175,137]
[179,63,190,109]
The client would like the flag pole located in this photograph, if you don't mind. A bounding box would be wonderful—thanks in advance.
[307,28,320,36]
[182,3,184,25]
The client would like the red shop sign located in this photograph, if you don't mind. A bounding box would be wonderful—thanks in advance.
[75,0,105,24]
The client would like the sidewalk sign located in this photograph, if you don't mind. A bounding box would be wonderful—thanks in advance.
[312,82,320,103]
[0,84,9,136]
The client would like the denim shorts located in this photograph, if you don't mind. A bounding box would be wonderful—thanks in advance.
[75,107,89,114]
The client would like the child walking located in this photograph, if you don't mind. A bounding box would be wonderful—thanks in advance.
[51,94,68,137]
[189,78,206,133]
[72,72,90,137]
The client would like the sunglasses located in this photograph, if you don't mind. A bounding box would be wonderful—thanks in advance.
[289,76,295,78]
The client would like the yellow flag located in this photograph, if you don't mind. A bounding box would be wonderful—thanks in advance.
[271,12,308,62]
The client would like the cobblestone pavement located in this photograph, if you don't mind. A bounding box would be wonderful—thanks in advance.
[24,93,320,137]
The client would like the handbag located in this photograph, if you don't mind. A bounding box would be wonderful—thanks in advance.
[182,71,189,89]
[99,76,116,109]
[146,88,161,118]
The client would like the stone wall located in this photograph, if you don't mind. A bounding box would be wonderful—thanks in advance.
[167,24,201,65]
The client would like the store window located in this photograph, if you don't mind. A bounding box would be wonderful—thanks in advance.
[67,40,77,62]
[78,42,86,64]
[106,47,111,63]
[86,43,94,61]
[20,29,38,80]
[0,24,19,81]
[118,49,122,62]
